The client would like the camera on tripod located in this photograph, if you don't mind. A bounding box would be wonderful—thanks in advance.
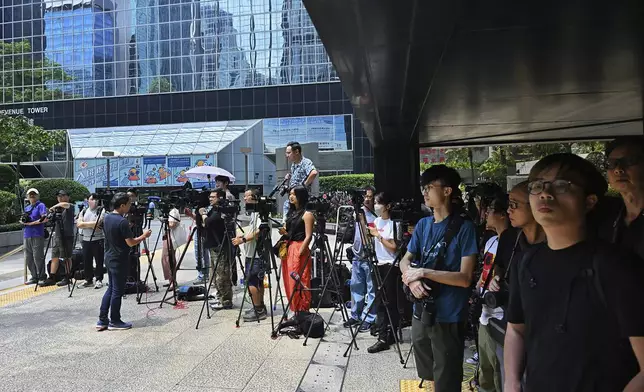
[390,199,423,224]
[43,208,63,228]
[348,188,366,206]
[182,188,210,209]
[213,198,240,216]
[94,190,114,209]
[245,196,277,217]
[306,196,331,215]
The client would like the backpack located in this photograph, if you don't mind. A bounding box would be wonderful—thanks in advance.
[277,312,326,339]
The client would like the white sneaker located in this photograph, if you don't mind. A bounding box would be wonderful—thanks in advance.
[466,352,479,364]
[94,281,103,289]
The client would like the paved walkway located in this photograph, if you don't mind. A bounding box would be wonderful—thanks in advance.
[0,224,477,392]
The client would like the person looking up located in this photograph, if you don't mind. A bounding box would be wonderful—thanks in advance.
[283,141,318,218]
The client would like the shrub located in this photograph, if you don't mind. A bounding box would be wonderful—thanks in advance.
[29,178,89,208]
[319,174,374,192]
[0,190,18,224]
[0,222,22,233]
[0,164,16,192]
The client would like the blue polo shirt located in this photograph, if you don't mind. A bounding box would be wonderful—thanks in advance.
[23,201,47,238]
[407,215,478,323]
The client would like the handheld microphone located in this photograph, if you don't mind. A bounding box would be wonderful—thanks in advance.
[289,271,309,290]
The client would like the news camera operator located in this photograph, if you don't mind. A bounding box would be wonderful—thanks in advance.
[232,188,267,322]
[282,142,318,219]
[76,193,105,289]
[42,190,76,287]
[279,185,314,315]
[400,165,478,392]
[200,189,234,310]
[215,175,236,201]
[96,192,152,331]
[22,188,48,285]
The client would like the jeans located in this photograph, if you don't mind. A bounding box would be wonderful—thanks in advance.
[24,236,46,280]
[350,259,376,324]
[195,238,210,276]
[99,267,127,323]
[82,240,104,281]
[282,199,290,222]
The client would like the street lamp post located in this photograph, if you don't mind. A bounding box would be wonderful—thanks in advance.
[102,151,115,191]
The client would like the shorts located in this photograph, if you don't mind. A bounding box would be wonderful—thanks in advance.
[52,236,74,259]
[244,257,265,287]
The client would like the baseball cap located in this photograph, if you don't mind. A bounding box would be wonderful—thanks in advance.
[26,188,39,195]
[56,190,68,196]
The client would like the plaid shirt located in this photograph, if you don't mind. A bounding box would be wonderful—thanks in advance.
[288,156,316,189]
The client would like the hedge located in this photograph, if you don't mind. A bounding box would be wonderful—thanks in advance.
[0,190,17,224]
[28,178,89,208]
[0,164,16,193]
[0,222,22,233]
[320,174,374,192]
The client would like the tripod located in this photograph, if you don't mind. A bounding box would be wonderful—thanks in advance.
[34,211,76,293]
[138,211,177,305]
[342,215,409,364]
[235,213,286,331]
[69,205,105,298]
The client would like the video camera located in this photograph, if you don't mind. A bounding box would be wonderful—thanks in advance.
[43,207,63,228]
[348,188,366,207]
[390,199,423,224]
[213,198,240,216]
[306,196,331,215]
[245,196,277,217]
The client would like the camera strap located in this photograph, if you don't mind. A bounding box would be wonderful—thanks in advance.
[432,213,466,271]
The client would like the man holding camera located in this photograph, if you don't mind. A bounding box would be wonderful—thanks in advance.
[232,189,266,321]
[97,192,152,331]
[42,190,76,287]
[283,141,318,218]
[201,189,234,310]
[77,193,105,289]
[400,165,478,392]
[22,188,48,285]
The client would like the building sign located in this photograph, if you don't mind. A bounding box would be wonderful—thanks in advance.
[0,106,49,116]
[419,148,447,164]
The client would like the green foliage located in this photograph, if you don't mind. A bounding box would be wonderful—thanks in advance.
[0,41,73,103]
[149,77,174,93]
[319,174,374,192]
[0,190,18,224]
[29,179,89,207]
[0,222,22,233]
[0,115,65,164]
[0,164,16,192]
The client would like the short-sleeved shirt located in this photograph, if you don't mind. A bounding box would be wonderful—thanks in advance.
[407,215,479,323]
[53,205,75,239]
[374,217,396,264]
[288,157,316,189]
[507,240,644,391]
[594,197,644,260]
[103,213,134,270]
[79,207,105,241]
[479,235,504,325]
[23,201,47,238]
[239,212,260,257]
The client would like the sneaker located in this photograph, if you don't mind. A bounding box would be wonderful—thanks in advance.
[243,306,268,322]
[96,320,109,331]
[37,279,46,286]
[358,322,373,333]
[40,278,56,287]
[466,352,479,365]
[57,278,70,287]
[94,281,103,289]
[81,280,93,288]
[343,318,360,328]
[210,300,233,310]
[367,340,391,354]
[26,278,38,285]
[108,321,132,330]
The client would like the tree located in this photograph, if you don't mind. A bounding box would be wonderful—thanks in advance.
[1,40,73,103]
[0,115,65,212]
[149,77,175,93]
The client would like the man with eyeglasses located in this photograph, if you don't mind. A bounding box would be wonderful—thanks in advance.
[22,188,48,285]
[504,153,644,392]
[400,165,478,392]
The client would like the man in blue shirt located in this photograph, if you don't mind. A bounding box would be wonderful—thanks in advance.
[22,188,48,285]
[97,192,151,331]
[400,165,478,392]
[282,141,318,219]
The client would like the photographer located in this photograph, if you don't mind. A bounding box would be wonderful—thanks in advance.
[504,154,644,392]
[280,185,314,314]
[400,165,478,392]
[232,189,266,322]
[201,189,234,310]
[42,190,76,287]
[475,194,510,392]
[282,141,318,219]
[161,204,182,290]
[76,193,105,289]
[215,175,236,201]
[366,192,403,354]
[343,186,378,331]
[22,188,48,285]
[97,192,152,331]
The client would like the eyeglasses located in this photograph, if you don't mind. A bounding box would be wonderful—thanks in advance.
[420,184,443,194]
[606,155,644,170]
[527,179,573,195]
[508,200,527,210]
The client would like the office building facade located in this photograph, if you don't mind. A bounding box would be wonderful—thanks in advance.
[0,0,374,186]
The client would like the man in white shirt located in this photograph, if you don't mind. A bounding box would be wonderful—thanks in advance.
[76,193,105,289]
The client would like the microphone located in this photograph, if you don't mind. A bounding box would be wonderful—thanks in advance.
[289,271,309,290]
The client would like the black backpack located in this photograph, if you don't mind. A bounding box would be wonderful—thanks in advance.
[277,312,326,339]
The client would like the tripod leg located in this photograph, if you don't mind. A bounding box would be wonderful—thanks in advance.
[235,256,260,327]
[196,245,222,329]
[35,232,54,292]
[403,343,414,368]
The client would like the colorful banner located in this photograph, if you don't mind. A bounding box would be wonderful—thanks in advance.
[74,158,116,191]
[118,157,142,188]
[190,154,215,188]
[167,156,192,186]
[142,156,170,186]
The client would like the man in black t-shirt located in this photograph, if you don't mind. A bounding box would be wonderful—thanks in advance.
[97,193,151,331]
[41,190,76,287]
[504,153,644,392]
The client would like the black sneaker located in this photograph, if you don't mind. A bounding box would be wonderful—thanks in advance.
[243,306,268,322]
[25,278,38,285]
[367,340,391,354]
[358,322,373,333]
[343,318,359,328]
[40,278,56,287]
[57,278,70,287]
